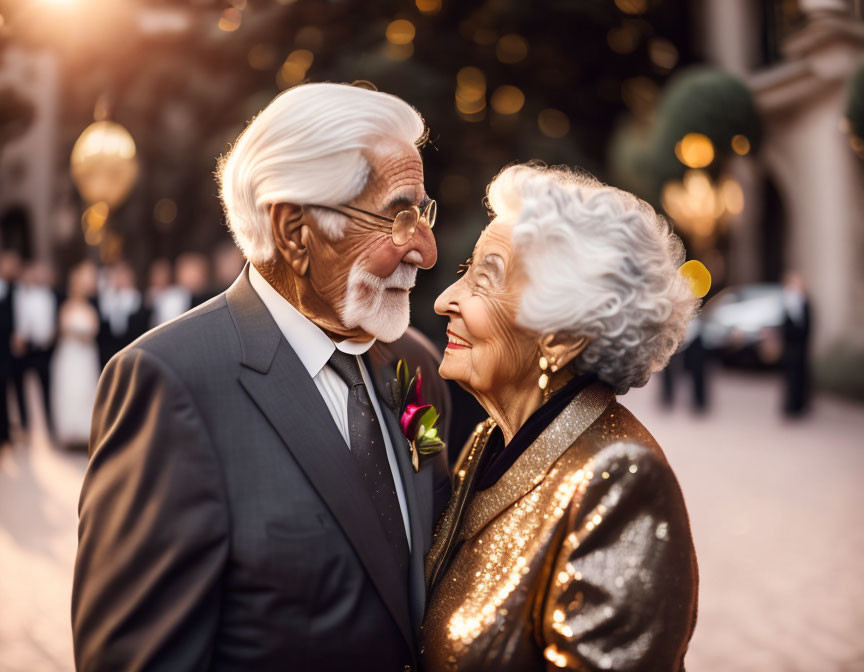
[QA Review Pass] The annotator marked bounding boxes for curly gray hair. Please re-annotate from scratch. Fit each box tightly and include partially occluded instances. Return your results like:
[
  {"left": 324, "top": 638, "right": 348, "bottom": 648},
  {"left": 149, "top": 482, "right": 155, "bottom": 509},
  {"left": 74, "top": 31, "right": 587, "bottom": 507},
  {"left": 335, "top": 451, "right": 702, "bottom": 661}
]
[{"left": 487, "top": 163, "right": 698, "bottom": 394}]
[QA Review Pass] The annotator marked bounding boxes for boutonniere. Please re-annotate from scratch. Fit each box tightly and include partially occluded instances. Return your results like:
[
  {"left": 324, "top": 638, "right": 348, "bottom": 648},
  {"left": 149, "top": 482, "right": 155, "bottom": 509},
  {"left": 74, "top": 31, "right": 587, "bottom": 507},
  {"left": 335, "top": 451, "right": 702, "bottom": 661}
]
[{"left": 393, "top": 359, "right": 445, "bottom": 472}]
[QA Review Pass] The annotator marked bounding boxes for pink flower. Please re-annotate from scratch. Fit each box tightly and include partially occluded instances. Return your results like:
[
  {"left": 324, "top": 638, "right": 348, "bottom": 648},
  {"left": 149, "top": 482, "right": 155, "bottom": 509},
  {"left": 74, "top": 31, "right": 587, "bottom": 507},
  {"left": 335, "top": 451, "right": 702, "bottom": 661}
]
[
  {"left": 399, "top": 370, "right": 427, "bottom": 437},
  {"left": 399, "top": 404, "right": 432, "bottom": 440}
]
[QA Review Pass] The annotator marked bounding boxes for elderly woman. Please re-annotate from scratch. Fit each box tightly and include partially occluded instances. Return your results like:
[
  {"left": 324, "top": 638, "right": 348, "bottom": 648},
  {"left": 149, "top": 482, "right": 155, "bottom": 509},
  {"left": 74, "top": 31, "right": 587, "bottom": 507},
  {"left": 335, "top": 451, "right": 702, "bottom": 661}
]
[{"left": 422, "top": 164, "right": 698, "bottom": 671}]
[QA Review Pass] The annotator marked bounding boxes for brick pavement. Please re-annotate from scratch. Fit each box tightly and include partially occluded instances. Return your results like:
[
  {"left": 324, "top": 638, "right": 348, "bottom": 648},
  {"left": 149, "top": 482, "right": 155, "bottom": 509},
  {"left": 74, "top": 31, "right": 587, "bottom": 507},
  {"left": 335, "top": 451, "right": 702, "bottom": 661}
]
[
  {"left": 1, "top": 371, "right": 863, "bottom": 671},
  {"left": 623, "top": 372, "right": 864, "bottom": 672}
]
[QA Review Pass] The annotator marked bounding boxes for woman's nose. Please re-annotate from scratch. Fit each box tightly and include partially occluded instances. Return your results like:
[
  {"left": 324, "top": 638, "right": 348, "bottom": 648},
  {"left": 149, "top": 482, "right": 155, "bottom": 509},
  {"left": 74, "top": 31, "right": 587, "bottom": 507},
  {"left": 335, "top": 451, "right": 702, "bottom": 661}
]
[{"left": 434, "top": 278, "right": 461, "bottom": 316}]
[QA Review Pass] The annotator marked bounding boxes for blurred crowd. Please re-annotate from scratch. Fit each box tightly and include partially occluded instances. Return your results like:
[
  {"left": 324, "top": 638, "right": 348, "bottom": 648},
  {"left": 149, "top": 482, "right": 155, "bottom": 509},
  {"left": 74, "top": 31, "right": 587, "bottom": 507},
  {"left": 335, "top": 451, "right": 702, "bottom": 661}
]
[
  {"left": 0, "top": 245, "right": 244, "bottom": 452},
  {"left": 659, "top": 271, "right": 813, "bottom": 419}
]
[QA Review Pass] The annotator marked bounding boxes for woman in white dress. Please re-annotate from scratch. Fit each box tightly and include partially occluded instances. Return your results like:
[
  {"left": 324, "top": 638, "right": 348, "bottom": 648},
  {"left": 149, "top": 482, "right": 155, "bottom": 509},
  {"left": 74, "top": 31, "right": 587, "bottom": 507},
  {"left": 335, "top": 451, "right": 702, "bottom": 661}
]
[{"left": 51, "top": 262, "right": 101, "bottom": 450}]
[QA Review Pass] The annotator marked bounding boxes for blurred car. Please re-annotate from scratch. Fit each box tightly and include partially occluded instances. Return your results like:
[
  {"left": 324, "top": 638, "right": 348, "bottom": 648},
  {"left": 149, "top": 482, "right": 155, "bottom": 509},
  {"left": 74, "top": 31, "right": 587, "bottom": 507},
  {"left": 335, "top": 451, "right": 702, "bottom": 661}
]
[{"left": 700, "top": 283, "right": 785, "bottom": 369}]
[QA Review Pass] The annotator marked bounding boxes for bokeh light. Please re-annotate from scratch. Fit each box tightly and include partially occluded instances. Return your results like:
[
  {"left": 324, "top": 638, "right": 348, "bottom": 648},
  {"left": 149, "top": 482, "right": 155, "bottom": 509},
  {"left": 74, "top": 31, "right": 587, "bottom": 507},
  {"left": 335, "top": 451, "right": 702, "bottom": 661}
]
[
  {"left": 720, "top": 176, "right": 745, "bottom": 214},
  {"left": 81, "top": 202, "right": 109, "bottom": 246},
  {"left": 648, "top": 38, "right": 679, "bottom": 72},
  {"left": 415, "top": 0, "right": 442, "bottom": 15},
  {"left": 455, "top": 66, "right": 487, "bottom": 120},
  {"left": 731, "top": 134, "right": 751, "bottom": 155},
  {"left": 218, "top": 8, "right": 242, "bottom": 32},
  {"left": 386, "top": 19, "right": 416, "bottom": 45},
  {"left": 277, "top": 49, "right": 314, "bottom": 88},
  {"left": 490, "top": 85, "right": 524, "bottom": 115},
  {"left": 675, "top": 132, "right": 715, "bottom": 168},
  {"left": 495, "top": 34, "right": 528, "bottom": 64},
  {"left": 538, "top": 109, "right": 570, "bottom": 138}
]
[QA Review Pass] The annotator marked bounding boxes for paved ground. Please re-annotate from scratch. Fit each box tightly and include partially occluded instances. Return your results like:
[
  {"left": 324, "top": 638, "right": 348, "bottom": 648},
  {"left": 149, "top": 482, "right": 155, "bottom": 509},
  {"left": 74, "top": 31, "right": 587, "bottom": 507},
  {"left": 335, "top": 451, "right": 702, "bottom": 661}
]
[
  {"left": 623, "top": 372, "right": 864, "bottom": 672},
  {"left": 1, "top": 370, "right": 863, "bottom": 671}
]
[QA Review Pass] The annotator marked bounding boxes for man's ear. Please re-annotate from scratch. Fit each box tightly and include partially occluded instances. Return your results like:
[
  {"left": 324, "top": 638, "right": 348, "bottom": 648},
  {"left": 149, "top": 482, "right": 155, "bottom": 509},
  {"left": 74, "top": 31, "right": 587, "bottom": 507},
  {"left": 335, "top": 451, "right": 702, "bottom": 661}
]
[
  {"left": 539, "top": 332, "right": 589, "bottom": 372},
  {"left": 270, "top": 203, "right": 309, "bottom": 276}
]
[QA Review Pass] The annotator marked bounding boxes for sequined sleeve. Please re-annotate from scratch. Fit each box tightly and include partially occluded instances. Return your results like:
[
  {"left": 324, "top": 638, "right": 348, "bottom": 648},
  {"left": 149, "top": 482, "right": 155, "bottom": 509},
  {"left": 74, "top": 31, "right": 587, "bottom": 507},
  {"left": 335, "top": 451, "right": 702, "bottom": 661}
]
[{"left": 540, "top": 442, "right": 698, "bottom": 671}]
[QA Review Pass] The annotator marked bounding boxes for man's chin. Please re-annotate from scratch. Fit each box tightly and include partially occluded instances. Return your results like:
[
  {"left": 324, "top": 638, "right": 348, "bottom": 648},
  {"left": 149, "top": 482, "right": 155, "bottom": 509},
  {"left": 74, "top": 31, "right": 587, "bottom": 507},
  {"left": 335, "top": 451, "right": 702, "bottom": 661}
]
[
  {"left": 340, "top": 293, "right": 411, "bottom": 343},
  {"left": 361, "top": 304, "right": 411, "bottom": 343}
]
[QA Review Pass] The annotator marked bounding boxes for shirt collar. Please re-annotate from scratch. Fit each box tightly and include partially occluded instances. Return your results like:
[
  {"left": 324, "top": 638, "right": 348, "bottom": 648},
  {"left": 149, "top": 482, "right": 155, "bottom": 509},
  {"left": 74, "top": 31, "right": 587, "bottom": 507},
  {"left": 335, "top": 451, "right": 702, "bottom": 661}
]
[{"left": 248, "top": 263, "right": 375, "bottom": 378}]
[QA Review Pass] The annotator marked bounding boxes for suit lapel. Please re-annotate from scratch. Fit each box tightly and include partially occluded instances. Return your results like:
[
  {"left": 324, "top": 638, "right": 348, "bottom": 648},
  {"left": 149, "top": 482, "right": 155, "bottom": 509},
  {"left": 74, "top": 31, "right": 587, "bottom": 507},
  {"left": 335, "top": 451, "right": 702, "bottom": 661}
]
[
  {"left": 366, "top": 348, "right": 431, "bottom": 630},
  {"left": 225, "top": 267, "right": 415, "bottom": 653}
]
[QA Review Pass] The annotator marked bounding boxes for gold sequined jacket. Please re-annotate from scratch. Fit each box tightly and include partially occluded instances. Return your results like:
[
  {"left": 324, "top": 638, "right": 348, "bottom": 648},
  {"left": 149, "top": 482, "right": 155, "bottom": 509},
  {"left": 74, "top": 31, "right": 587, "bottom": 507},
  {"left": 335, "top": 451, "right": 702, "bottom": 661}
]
[{"left": 422, "top": 382, "right": 698, "bottom": 671}]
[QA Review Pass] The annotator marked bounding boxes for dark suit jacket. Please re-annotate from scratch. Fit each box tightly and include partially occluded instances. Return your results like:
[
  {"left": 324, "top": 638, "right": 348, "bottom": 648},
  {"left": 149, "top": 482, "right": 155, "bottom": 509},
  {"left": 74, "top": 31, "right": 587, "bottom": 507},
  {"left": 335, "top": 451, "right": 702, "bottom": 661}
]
[
  {"left": 96, "top": 300, "right": 151, "bottom": 369},
  {"left": 0, "top": 282, "right": 14, "bottom": 369},
  {"left": 73, "top": 266, "right": 451, "bottom": 671}
]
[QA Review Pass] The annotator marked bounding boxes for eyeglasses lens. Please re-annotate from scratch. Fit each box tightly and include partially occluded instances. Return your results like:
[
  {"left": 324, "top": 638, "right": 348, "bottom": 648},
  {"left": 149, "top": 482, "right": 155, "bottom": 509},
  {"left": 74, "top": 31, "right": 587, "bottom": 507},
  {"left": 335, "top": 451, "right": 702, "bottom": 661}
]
[
  {"left": 425, "top": 200, "right": 437, "bottom": 229},
  {"left": 393, "top": 208, "right": 418, "bottom": 246}
]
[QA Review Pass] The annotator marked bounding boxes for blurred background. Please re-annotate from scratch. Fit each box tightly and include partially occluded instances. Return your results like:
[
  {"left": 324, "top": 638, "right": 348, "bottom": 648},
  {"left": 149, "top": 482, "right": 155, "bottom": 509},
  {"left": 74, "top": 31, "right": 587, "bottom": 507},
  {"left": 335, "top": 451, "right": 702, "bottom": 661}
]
[{"left": 0, "top": 0, "right": 863, "bottom": 670}]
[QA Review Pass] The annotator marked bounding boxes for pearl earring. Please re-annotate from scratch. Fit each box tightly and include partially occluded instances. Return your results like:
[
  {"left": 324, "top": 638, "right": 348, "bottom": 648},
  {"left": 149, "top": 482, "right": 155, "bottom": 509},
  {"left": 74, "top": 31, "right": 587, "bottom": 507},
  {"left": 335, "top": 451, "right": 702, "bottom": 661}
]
[{"left": 538, "top": 356, "right": 549, "bottom": 392}]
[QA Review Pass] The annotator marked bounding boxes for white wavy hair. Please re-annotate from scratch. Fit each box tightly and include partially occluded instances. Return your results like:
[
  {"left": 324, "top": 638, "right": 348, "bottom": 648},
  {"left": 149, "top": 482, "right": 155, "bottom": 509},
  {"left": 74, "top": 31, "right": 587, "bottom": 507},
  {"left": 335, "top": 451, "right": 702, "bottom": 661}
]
[
  {"left": 217, "top": 83, "right": 426, "bottom": 264},
  {"left": 487, "top": 164, "right": 698, "bottom": 394}
]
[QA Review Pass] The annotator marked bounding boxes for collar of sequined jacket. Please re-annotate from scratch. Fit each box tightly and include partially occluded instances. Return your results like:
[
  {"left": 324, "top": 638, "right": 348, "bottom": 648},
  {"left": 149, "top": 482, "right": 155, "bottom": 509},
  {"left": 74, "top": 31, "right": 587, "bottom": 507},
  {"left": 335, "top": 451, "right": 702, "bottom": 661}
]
[{"left": 425, "top": 381, "right": 614, "bottom": 593}]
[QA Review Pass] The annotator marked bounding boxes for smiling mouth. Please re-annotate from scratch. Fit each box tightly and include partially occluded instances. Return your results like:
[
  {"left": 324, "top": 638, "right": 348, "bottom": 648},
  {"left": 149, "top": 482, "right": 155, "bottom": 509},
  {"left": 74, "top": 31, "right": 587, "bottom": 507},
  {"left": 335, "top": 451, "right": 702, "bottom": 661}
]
[{"left": 446, "top": 329, "right": 471, "bottom": 350}]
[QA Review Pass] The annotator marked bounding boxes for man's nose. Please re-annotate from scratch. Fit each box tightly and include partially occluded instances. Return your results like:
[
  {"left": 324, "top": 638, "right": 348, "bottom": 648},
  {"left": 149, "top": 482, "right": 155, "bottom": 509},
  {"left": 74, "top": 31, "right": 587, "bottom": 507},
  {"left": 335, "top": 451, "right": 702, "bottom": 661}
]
[{"left": 401, "top": 219, "right": 437, "bottom": 269}]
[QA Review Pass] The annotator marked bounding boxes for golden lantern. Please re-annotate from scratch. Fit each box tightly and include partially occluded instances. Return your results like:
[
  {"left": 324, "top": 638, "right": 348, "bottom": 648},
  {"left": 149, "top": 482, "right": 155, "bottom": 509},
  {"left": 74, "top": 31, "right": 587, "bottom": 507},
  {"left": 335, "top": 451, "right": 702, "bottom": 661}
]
[{"left": 70, "top": 121, "right": 139, "bottom": 209}]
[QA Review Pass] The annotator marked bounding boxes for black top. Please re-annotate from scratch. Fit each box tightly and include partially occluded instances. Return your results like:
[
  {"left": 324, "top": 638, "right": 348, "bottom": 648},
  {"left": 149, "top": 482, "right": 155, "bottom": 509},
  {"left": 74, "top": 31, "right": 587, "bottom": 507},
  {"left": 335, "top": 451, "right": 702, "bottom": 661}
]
[{"left": 475, "top": 373, "right": 597, "bottom": 491}]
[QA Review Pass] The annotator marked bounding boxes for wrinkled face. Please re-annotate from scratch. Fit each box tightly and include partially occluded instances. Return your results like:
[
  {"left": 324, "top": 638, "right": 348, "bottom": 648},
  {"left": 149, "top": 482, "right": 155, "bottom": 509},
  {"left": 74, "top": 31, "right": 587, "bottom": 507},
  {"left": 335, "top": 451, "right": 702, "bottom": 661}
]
[
  {"left": 307, "top": 142, "right": 437, "bottom": 342},
  {"left": 434, "top": 218, "right": 538, "bottom": 396}
]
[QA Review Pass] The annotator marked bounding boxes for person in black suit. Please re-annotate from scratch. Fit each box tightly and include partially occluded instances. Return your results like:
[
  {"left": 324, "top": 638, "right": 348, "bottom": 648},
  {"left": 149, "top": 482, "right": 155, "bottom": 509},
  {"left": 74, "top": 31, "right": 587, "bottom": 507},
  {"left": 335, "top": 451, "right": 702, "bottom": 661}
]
[
  {"left": 0, "top": 250, "right": 22, "bottom": 447},
  {"left": 73, "top": 82, "right": 450, "bottom": 672},
  {"left": 96, "top": 260, "right": 150, "bottom": 369},
  {"left": 781, "top": 271, "right": 812, "bottom": 417},
  {"left": 11, "top": 261, "right": 59, "bottom": 435}
]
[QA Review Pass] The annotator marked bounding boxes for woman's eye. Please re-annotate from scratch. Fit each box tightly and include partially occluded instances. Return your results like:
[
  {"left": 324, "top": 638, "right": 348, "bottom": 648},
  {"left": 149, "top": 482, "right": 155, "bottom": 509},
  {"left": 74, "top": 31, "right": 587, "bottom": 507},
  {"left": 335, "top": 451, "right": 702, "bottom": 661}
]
[{"left": 473, "top": 273, "right": 493, "bottom": 292}]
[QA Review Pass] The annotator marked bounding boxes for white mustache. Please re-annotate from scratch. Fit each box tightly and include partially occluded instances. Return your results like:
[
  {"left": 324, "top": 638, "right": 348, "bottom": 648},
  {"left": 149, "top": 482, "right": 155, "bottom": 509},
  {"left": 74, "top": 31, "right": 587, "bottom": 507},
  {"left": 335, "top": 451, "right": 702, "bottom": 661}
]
[{"left": 352, "top": 263, "right": 418, "bottom": 291}]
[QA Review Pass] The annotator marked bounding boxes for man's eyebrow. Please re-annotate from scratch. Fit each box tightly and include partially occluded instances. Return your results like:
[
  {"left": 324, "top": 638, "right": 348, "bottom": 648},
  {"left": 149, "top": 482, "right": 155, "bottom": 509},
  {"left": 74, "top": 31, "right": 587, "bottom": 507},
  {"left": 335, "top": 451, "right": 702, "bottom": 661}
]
[{"left": 382, "top": 188, "right": 424, "bottom": 212}]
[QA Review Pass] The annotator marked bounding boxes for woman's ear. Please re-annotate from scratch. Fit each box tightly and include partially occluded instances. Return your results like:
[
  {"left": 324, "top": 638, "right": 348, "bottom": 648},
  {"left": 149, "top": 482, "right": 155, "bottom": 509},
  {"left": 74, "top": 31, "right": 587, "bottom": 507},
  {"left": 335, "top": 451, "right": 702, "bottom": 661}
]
[
  {"left": 539, "top": 332, "right": 589, "bottom": 372},
  {"left": 270, "top": 203, "right": 309, "bottom": 276}
]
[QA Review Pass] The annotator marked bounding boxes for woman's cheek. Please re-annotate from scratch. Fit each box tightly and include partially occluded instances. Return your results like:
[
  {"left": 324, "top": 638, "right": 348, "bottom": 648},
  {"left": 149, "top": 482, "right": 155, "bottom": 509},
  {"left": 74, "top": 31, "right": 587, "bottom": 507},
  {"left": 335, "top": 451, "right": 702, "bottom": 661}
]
[
  {"left": 461, "top": 295, "right": 496, "bottom": 340},
  {"left": 468, "top": 344, "right": 508, "bottom": 393}
]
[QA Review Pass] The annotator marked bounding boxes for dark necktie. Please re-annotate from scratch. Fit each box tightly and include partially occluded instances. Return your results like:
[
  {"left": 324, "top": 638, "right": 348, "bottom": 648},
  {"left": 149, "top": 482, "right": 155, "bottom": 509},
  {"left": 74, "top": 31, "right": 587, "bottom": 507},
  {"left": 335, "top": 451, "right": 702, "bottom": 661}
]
[{"left": 327, "top": 349, "right": 410, "bottom": 574}]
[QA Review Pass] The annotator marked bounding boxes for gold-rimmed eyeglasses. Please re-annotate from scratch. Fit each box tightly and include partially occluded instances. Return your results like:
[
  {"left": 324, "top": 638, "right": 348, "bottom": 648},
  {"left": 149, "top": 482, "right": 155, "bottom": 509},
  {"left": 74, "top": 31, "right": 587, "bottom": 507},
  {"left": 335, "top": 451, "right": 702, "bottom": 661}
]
[{"left": 309, "top": 198, "right": 437, "bottom": 246}]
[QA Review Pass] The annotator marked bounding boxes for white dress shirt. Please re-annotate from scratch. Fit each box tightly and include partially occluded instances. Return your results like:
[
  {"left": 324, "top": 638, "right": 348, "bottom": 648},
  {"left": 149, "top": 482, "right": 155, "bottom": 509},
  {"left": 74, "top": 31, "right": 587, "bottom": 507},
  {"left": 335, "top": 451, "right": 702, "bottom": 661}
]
[
  {"left": 149, "top": 286, "right": 192, "bottom": 328},
  {"left": 99, "top": 287, "right": 142, "bottom": 337},
  {"left": 14, "top": 283, "right": 57, "bottom": 348},
  {"left": 248, "top": 264, "right": 411, "bottom": 548}
]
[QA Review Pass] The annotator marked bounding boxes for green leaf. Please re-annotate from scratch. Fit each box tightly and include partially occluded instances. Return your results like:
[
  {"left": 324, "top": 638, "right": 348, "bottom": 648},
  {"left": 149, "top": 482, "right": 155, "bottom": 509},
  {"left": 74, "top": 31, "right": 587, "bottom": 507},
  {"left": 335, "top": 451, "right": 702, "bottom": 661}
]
[
  {"left": 396, "top": 359, "right": 410, "bottom": 399},
  {"left": 404, "top": 375, "right": 420, "bottom": 409},
  {"left": 411, "top": 406, "right": 439, "bottom": 440},
  {"left": 417, "top": 437, "right": 445, "bottom": 455}
]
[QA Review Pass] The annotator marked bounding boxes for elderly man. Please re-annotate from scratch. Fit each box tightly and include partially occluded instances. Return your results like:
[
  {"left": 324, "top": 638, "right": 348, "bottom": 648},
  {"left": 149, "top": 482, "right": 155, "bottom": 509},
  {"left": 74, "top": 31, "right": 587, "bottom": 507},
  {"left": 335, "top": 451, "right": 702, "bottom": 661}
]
[{"left": 72, "top": 83, "right": 451, "bottom": 672}]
